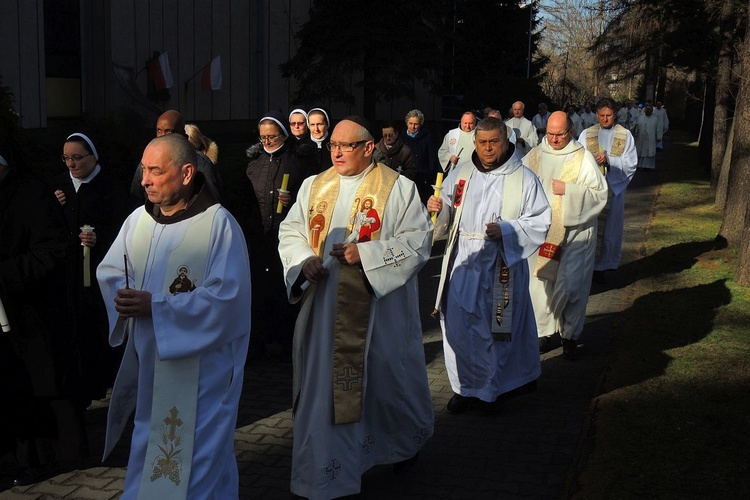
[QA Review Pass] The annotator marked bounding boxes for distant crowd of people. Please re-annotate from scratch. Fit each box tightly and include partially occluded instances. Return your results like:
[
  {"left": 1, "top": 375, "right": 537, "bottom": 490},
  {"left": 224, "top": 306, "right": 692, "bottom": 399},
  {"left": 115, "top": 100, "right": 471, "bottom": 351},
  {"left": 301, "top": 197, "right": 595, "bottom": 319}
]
[{"left": 0, "top": 94, "right": 666, "bottom": 498}]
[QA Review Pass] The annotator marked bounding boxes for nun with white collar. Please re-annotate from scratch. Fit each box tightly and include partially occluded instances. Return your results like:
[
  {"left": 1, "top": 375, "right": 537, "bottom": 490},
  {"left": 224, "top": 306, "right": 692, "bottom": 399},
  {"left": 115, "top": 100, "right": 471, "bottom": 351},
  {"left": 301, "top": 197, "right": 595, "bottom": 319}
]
[
  {"left": 307, "top": 107, "right": 333, "bottom": 170},
  {"left": 54, "top": 132, "right": 128, "bottom": 405}
]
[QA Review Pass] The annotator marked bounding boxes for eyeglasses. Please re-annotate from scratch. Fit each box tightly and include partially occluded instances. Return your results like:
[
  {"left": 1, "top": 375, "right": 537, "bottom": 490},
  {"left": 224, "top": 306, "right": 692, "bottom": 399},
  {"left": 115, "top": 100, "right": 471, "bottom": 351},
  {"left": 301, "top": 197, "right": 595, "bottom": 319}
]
[
  {"left": 289, "top": 121, "right": 306, "bottom": 127},
  {"left": 326, "top": 140, "right": 368, "bottom": 152},
  {"left": 546, "top": 130, "right": 569, "bottom": 139},
  {"left": 61, "top": 154, "right": 92, "bottom": 163},
  {"left": 259, "top": 134, "right": 282, "bottom": 143}
]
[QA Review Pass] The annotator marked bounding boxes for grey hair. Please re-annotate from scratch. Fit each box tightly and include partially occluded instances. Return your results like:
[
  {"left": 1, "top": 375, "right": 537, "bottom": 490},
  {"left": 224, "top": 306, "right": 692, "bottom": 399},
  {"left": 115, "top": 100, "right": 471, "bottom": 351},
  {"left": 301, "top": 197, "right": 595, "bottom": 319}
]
[
  {"left": 404, "top": 109, "right": 424, "bottom": 125},
  {"left": 475, "top": 117, "right": 508, "bottom": 138}
]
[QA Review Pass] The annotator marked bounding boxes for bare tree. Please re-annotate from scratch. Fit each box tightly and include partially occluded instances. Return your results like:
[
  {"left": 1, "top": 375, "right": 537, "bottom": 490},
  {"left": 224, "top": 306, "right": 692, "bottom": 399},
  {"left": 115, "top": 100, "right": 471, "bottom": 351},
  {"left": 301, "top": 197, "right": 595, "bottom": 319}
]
[
  {"left": 711, "top": 0, "right": 740, "bottom": 198},
  {"left": 539, "top": 0, "right": 613, "bottom": 105}
]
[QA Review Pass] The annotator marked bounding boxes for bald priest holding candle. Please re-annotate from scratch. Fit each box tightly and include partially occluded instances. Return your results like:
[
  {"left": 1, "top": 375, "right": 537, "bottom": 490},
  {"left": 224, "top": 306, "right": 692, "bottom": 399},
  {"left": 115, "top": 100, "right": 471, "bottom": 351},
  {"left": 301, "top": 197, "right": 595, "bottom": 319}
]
[
  {"left": 278, "top": 116, "right": 434, "bottom": 500},
  {"left": 96, "top": 134, "right": 251, "bottom": 499}
]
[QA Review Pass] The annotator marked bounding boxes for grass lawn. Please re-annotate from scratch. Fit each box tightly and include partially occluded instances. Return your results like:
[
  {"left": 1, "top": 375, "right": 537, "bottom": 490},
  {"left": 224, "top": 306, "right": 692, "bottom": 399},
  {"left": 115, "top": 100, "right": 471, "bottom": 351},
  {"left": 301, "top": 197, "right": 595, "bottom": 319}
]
[{"left": 575, "top": 132, "right": 750, "bottom": 499}]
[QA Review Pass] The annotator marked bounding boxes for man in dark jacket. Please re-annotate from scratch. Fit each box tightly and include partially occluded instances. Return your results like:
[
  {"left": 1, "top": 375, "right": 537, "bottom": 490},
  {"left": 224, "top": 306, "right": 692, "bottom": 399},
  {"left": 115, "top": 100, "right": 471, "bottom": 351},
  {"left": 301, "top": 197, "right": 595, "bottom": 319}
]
[{"left": 374, "top": 121, "right": 416, "bottom": 180}]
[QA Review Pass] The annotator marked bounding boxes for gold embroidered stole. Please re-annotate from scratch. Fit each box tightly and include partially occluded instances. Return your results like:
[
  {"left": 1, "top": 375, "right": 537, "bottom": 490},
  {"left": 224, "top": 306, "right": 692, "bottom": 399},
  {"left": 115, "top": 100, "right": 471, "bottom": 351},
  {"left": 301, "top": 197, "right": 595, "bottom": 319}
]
[
  {"left": 308, "top": 163, "right": 399, "bottom": 424},
  {"left": 527, "top": 148, "right": 584, "bottom": 281},
  {"left": 585, "top": 124, "right": 627, "bottom": 157}
]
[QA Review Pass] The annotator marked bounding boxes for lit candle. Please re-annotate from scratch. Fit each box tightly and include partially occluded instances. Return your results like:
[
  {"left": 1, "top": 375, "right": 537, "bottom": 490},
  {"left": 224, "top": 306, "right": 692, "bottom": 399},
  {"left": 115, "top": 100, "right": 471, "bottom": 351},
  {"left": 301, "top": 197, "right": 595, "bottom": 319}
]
[
  {"left": 276, "top": 173, "right": 290, "bottom": 213},
  {"left": 81, "top": 225, "right": 94, "bottom": 287},
  {"left": 431, "top": 172, "right": 444, "bottom": 225}
]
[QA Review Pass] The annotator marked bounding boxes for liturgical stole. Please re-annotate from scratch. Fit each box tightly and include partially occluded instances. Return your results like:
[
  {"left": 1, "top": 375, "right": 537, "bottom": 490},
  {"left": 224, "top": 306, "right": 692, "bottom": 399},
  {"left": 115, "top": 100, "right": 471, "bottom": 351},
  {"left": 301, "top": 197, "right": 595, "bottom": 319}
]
[
  {"left": 307, "top": 163, "right": 399, "bottom": 424},
  {"left": 585, "top": 124, "right": 627, "bottom": 159},
  {"left": 526, "top": 147, "right": 585, "bottom": 281},
  {"left": 103, "top": 204, "right": 218, "bottom": 499}
]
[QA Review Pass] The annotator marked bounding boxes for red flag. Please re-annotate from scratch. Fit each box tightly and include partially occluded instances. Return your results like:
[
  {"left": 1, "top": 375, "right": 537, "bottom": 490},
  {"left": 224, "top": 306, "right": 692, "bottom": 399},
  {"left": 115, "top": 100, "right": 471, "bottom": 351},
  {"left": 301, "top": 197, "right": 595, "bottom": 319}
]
[
  {"left": 201, "top": 56, "right": 222, "bottom": 92},
  {"left": 147, "top": 51, "right": 174, "bottom": 91}
]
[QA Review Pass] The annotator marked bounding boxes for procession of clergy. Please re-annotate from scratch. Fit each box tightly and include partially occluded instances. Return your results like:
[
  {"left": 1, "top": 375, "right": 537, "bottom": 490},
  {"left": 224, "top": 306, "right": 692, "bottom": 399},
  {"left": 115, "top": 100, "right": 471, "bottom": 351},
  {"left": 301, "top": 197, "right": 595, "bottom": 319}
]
[{"left": 5, "top": 95, "right": 664, "bottom": 499}]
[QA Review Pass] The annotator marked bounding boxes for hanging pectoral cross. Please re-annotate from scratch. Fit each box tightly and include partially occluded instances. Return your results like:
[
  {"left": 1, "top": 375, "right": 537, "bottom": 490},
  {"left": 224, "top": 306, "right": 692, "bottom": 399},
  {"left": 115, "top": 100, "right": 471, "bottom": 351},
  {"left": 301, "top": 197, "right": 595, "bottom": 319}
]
[{"left": 164, "top": 406, "right": 183, "bottom": 441}]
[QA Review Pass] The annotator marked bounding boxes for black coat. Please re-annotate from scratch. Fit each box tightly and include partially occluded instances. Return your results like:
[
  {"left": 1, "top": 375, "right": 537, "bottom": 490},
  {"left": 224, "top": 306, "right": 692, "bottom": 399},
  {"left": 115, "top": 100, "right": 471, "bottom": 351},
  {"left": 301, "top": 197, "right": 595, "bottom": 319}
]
[
  {"left": 0, "top": 168, "right": 72, "bottom": 399},
  {"left": 53, "top": 168, "right": 129, "bottom": 400},
  {"left": 245, "top": 138, "right": 318, "bottom": 235}
]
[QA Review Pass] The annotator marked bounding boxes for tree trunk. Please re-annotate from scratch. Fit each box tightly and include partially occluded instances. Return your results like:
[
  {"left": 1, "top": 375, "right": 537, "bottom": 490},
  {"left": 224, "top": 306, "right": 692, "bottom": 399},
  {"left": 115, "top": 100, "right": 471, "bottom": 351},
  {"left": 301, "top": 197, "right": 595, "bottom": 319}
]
[
  {"left": 716, "top": 117, "right": 734, "bottom": 210},
  {"left": 711, "top": 0, "right": 737, "bottom": 195},
  {"left": 720, "top": 1, "right": 750, "bottom": 246},
  {"left": 737, "top": 201, "right": 750, "bottom": 285},
  {"left": 698, "top": 77, "right": 715, "bottom": 172}
]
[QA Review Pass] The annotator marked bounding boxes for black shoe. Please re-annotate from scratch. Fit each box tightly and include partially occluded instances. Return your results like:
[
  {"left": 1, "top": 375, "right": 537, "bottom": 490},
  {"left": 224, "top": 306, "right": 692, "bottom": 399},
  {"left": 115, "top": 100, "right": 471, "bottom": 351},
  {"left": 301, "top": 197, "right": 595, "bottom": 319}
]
[
  {"left": 13, "top": 463, "right": 60, "bottom": 487},
  {"left": 393, "top": 452, "right": 419, "bottom": 475},
  {"left": 539, "top": 335, "right": 554, "bottom": 353},
  {"left": 562, "top": 339, "right": 577, "bottom": 360},
  {"left": 447, "top": 393, "right": 472, "bottom": 413}
]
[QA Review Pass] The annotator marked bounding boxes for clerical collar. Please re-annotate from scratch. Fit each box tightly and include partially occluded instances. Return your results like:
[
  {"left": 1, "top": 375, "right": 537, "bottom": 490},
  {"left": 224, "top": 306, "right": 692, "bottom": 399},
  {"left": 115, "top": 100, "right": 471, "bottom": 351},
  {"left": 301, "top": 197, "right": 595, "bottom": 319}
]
[
  {"left": 311, "top": 132, "right": 329, "bottom": 148},
  {"left": 70, "top": 163, "right": 101, "bottom": 192},
  {"left": 146, "top": 172, "right": 218, "bottom": 224}
]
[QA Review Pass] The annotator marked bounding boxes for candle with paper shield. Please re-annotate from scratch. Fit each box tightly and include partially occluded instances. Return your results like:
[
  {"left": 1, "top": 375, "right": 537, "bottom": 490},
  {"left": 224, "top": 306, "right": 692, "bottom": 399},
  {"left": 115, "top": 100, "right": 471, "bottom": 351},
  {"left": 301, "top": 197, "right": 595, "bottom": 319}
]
[{"left": 277, "top": 173, "right": 290, "bottom": 213}]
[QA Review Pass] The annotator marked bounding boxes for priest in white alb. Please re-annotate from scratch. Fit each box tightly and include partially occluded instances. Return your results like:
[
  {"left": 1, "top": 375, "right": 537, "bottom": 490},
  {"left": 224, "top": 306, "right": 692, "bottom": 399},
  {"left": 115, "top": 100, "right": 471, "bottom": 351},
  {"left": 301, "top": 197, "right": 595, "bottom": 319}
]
[
  {"left": 579, "top": 98, "right": 638, "bottom": 280},
  {"left": 97, "top": 134, "right": 251, "bottom": 499},
  {"left": 278, "top": 117, "right": 434, "bottom": 500},
  {"left": 523, "top": 111, "right": 608, "bottom": 359},
  {"left": 505, "top": 101, "right": 539, "bottom": 158},
  {"left": 634, "top": 105, "right": 663, "bottom": 170},
  {"left": 428, "top": 117, "right": 550, "bottom": 414},
  {"left": 437, "top": 111, "right": 477, "bottom": 172}
]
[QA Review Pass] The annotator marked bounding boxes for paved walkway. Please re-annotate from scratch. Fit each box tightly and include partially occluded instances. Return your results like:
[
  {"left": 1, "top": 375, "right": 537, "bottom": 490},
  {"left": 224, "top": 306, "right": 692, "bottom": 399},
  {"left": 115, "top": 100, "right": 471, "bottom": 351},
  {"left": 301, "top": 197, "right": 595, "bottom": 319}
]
[{"left": 1, "top": 166, "right": 662, "bottom": 499}]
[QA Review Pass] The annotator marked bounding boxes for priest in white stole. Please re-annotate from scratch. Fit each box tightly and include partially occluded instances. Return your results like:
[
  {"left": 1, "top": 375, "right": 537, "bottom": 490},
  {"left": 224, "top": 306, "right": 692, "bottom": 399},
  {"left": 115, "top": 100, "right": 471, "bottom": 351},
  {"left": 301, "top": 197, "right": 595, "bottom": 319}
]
[
  {"left": 523, "top": 112, "right": 608, "bottom": 359},
  {"left": 428, "top": 117, "right": 550, "bottom": 414},
  {"left": 97, "top": 134, "right": 251, "bottom": 499},
  {"left": 579, "top": 98, "right": 638, "bottom": 276},
  {"left": 279, "top": 117, "right": 434, "bottom": 500}
]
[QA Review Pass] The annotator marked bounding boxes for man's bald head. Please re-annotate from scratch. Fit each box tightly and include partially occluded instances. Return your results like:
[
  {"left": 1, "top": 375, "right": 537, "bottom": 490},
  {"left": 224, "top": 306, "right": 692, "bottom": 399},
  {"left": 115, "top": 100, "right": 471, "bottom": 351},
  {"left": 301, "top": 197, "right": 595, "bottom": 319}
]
[
  {"left": 546, "top": 111, "right": 573, "bottom": 150},
  {"left": 156, "top": 110, "right": 185, "bottom": 137}
]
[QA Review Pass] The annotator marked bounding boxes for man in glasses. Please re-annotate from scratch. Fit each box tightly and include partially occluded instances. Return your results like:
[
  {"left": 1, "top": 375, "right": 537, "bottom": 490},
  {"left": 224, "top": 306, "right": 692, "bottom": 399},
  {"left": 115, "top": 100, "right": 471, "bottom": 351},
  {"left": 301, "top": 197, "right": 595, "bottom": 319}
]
[
  {"left": 579, "top": 97, "right": 638, "bottom": 284},
  {"left": 129, "top": 109, "right": 222, "bottom": 206},
  {"left": 428, "top": 117, "right": 551, "bottom": 415},
  {"left": 523, "top": 111, "right": 608, "bottom": 359},
  {"left": 279, "top": 117, "right": 434, "bottom": 499}
]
